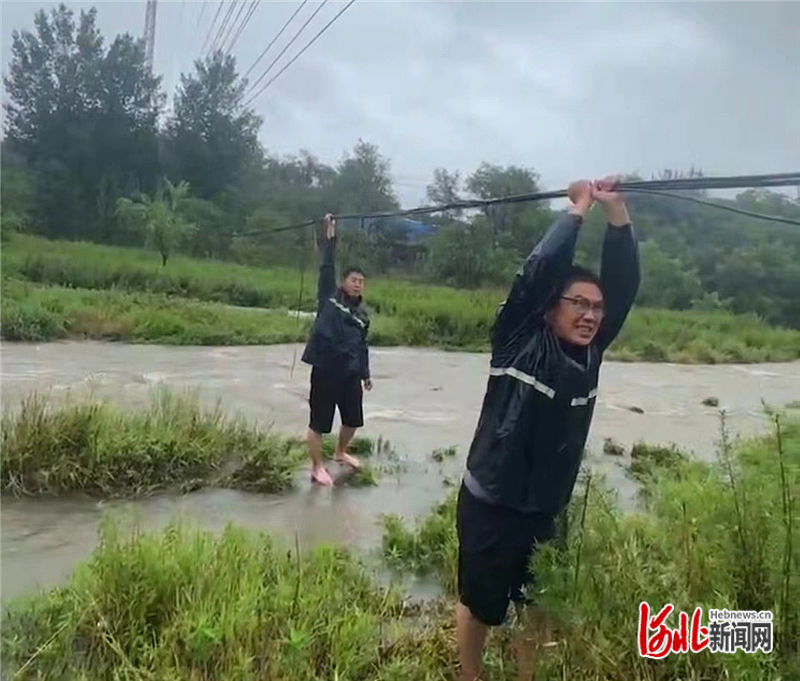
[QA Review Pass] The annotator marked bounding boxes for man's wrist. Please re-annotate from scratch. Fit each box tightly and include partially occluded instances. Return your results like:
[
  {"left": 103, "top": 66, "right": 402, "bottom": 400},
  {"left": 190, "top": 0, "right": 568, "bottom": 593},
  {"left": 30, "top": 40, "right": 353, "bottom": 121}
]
[
  {"left": 568, "top": 202, "right": 592, "bottom": 218},
  {"left": 605, "top": 202, "right": 630, "bottom": 227}
]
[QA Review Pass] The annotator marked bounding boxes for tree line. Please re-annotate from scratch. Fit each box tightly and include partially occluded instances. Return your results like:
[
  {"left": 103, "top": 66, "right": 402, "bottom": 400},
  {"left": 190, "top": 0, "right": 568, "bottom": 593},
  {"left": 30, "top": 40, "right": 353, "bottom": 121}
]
[{"left": 3, "top": 4, "right": 799, "bottom": 328}]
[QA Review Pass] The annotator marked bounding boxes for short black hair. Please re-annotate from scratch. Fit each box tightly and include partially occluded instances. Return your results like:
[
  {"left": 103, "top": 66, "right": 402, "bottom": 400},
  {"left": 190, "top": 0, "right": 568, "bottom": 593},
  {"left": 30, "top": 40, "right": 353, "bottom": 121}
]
[
  {"left": 341, "top": 266, "right": 366, "bottom": 280},
  {"left": 546, "top": 265, "right": 603, "bottom": 310},
  {"left": 559, "top": 265, "right": 602, "bottom": 296}
]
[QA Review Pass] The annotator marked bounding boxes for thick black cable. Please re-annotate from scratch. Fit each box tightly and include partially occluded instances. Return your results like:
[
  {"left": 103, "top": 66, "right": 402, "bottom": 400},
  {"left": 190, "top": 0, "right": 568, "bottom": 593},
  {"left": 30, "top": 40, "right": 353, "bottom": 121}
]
[
  {"left": 228, "top": 172, "right": 800, "bottom": 238},
  {"left": 242, "top": 0, "right": 308, "bottom": 80},
  {"left": 244, "top": 0, "right": 356, "bottom": 106},
  {"left": 243, "top": 0, "right": 329, "bottom": 98},
  {"left": 622, "top": 187, "right": 800, "bottom": 227},
  {"left": 201, "top": 1, "right": 225, "bottom": 52}
]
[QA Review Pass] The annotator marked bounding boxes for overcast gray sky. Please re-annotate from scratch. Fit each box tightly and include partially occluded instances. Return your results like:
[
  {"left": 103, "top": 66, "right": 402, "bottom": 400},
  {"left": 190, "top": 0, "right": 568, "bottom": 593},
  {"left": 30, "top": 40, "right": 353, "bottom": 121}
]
[{"left": 2, "top": 1, "right": 799, "bottom": 206}]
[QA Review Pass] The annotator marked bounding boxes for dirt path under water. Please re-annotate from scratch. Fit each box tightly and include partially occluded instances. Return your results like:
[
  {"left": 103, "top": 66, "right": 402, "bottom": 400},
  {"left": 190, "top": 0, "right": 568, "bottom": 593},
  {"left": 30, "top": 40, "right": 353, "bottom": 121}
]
[{"left": 2, "top": 341, "right": 798, "bottom": 601}]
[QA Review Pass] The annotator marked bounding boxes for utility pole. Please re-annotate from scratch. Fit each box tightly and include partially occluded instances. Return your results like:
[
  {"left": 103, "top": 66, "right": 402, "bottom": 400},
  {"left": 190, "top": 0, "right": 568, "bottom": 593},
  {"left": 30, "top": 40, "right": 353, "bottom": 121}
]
[{"left": 144, "top": 0, "right": 157, "bottom": 71}]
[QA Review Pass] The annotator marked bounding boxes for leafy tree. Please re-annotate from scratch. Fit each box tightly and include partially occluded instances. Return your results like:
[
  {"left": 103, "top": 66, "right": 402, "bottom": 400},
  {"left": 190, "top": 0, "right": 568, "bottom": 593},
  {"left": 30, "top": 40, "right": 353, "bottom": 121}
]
[
  {"left": 116, "top": 180, "right": 196, "bottom": 266},
  {"left": 0, "top": 146, "right": 34, "bottom": 235},
  {"left": 426, "top": 168, "right": 463, "bottom": 220},
  {"left": 465, "top": 163, "right": 550, "bottom": 252},
  {"left": 165, "top": 51, "right": 262, "bottom": 203},
  {"left": 3, "top": 4, "right": 162, "bottom": 239},
  {"left": 636, "top": 241, "right": 703, "bottom": 309},
  {"left": 178, "top": 197, "right": 229, "bottom": 258},
  {"left": 331, "top": 140, "right": 399, "bottom": 214},
  {"left": 428, "top": 217, "right": 494, "bottom": 288},
  {"left": 261, "top": 151, "right": 337, "bottom": 223}
]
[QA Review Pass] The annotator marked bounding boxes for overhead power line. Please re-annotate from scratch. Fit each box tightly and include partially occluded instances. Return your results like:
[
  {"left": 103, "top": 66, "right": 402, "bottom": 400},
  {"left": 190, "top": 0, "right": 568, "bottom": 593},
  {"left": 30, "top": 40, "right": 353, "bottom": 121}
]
[
  {"left": 242, "top": 0, "right": 309, "bottom": 80},
  {"left": 226, "top": 0, "right": 260, "bottom": 54},
  {"left": 219, "top": 0, "right": 249, "bottom": 52},
  {"left": 201, "top": 1, "right": 225, "bottom": 52},
  {"left": 229, "top": 172, "right": 800, "bottom": 237},
  {"left": 244, "top": 0, "right": 356, "bottom": 106},
  {"left": 209, "top": 0, "right": 238, "bottom": 54},
  {"left": 243, "top": 0, "right": 329, "bottom": 97}
]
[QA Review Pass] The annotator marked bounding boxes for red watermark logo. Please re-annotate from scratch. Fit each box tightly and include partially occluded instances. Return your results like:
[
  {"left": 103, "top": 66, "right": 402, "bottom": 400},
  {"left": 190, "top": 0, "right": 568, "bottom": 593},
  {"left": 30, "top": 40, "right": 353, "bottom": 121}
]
[
  {"left": 638, "top": 602, "right": 708, "bottom": 658},
  {"left": 638, "top": 602, "right": 773, "bottom": 657}
]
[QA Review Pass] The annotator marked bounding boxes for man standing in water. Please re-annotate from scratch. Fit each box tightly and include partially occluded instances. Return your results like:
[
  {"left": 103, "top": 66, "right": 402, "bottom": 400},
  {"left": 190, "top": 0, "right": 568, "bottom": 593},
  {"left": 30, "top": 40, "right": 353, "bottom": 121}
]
[
  {"left": 302, "top": 214, "right": 372, "bottom": 486},
  {"left": 456, "top": 177, "right": 640, "bottom": 680}
]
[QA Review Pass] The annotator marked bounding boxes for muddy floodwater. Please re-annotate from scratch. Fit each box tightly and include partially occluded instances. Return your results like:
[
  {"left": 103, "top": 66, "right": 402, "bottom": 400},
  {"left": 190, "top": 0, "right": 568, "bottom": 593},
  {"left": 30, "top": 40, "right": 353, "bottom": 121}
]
[{"left": 2, "top": 341, "right": 798, "bottom": 601}]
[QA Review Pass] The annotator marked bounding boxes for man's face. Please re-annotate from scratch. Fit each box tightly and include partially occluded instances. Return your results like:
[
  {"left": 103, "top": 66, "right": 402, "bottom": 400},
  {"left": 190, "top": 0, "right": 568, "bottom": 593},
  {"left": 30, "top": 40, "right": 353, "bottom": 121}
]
[
  {"left": 548, "top": 281, "right": 604, "bottom": 346},
  {"left": 342, "top": 271, "right": 365, "bottom": 298}
]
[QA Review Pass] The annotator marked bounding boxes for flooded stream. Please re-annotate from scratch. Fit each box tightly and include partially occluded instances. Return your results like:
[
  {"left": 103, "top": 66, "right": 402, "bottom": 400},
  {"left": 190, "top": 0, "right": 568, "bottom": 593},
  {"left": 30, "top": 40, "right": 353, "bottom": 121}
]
[{"left": 2, "top": 341, "right": 798, "bottom": 601}]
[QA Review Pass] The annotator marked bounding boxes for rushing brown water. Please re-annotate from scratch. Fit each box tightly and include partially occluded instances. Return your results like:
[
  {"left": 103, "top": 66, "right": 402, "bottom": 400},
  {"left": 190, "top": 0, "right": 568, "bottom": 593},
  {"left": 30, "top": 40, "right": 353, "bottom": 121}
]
[{"left": 2, "top": 341, "right": 798, "bottom": 601}]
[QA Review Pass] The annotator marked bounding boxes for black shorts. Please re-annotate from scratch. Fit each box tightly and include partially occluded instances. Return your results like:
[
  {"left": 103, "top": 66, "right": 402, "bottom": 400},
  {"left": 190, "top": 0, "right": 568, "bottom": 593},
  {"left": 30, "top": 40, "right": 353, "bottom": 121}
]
[
  {"left": 456, "top": 482, "right": 555, "bottom": 626},
  {"left": 308, "top": 366, "right": 364, "bottom": 434}
]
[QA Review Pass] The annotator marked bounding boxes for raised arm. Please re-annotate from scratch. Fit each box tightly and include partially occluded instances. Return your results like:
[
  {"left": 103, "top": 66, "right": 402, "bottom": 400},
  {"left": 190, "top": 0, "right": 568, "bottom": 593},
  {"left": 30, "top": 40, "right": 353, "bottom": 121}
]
[
  {"left": 492, "top": 181, "right": 593, "bottom": 351},
  {"left": 592, "top": 180, "right": 641, "bottom": 352},
  {"left": 316, "top": 214, "right": 337, "bottom": 311}
]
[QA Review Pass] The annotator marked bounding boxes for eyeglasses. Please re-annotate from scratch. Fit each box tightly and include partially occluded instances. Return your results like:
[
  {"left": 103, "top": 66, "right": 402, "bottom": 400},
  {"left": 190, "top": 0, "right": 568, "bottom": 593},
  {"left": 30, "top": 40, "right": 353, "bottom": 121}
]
[{"left": 560, "top": 296, "right": 605, "bottom": 317}]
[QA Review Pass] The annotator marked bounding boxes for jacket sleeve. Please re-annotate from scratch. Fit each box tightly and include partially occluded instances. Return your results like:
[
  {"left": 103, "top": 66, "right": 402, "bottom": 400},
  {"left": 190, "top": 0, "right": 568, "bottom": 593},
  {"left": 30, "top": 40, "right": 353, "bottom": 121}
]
[
  {"left": 360, "top": 340, "right": 370, "bottom": 381},
  {"left": 595, "top": 223, "right": 640, "bottom": 353},
  {"left": 492, "top": 212, "right": 581, "bottom": 351},
  {"left": 316, "top": 236, "right": 337, "bottom": 312}
]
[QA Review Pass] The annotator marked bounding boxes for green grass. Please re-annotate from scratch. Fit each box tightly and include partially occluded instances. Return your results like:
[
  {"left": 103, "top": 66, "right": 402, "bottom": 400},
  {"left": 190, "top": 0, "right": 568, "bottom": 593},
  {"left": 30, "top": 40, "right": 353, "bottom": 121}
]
[
  {"left": 3, "top": 233, "right": 318, "bottom": 310},
  {"left": 1, "top": 278, "right": 313, "bottom": 345},
  {"left": 382, "top": 495, "right": 460, "bottom": 595},
  {"left": 4, "top": 232, "right": 800, "bottom": 361},
  {"left": 0, "top": 522, "right": 457, "bottom": 681},
  {"left": 1, "top": 392, "right": 306, "bottom": 496},
  {"left": 611, "top": 307, "right": 800, "bottom": 363}
]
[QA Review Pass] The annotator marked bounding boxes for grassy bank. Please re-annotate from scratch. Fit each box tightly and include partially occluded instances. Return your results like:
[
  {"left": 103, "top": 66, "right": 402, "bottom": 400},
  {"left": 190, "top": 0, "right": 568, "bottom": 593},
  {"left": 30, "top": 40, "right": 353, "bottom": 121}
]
[
  {"left": 1, "top": 278, "right": 313, "bottom": 345},
  {"left": 4, "top": 233, "right": 800, "bottom": 361},
  {"left": 381, "top": 416, "right": 800, "bottom": 679}
]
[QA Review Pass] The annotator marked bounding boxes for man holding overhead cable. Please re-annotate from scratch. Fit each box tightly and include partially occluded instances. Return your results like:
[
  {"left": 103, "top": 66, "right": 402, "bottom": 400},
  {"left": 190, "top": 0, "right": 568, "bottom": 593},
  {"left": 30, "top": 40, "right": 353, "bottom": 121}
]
[
  {"left": 302, "top": 213, "right": 372, "bottom": 486},
  {"left": 456, "top": 177, "right": 640, "bottom": 680}
]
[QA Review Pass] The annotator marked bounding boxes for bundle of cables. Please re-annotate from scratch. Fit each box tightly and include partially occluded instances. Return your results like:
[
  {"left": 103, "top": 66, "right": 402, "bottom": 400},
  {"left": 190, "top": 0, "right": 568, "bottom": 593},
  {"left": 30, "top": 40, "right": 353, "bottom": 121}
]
[{"left": 232, "top": 171, "right": 800, "bottom": 237}]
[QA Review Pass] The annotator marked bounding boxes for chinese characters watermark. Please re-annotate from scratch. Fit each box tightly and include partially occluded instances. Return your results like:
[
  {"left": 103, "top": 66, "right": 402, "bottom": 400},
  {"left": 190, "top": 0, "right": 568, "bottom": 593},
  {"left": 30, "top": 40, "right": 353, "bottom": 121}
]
[{"left": 638, "top": 602, "right": 773, "bottom": 658}]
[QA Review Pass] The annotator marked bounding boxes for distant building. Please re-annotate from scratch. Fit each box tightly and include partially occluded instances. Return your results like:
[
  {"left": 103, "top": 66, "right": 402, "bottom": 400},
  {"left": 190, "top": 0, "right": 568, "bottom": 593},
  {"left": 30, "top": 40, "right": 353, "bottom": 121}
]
[{"left": 338, "top": 216, "right": 437, "bottom": 243}]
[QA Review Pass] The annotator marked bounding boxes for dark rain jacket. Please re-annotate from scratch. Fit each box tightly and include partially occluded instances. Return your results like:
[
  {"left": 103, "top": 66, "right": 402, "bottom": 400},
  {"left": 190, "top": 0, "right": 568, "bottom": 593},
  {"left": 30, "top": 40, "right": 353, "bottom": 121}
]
[
  {"left": 301, "top": 236, "right": 371, "bottom": 380},
  {"left": 464, "top": 212, "right": 640, "bottom": 515}
]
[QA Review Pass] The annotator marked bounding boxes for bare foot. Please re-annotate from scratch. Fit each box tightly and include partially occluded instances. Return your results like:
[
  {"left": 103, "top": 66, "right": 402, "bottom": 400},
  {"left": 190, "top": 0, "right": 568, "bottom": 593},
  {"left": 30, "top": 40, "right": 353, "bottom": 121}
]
[
  {"left": 311, "top": 465, "right": 334, "bottom": 486},
  {"left": 334, "top": 452, "right": 362, "bottom": 470}
]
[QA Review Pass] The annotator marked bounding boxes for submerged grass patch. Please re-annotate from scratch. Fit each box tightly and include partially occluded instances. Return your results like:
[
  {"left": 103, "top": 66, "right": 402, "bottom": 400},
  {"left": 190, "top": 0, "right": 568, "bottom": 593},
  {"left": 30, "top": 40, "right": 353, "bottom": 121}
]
[
  {"left": 4, "top": 233, "right": 800, "bottom": 361},
  {"left": 382, "top": 494, "right": 459, "bottom": 596},
  {"left": 1, "top": 392, "right": 306, "bottom": 496},
  {"left": 431, "top": 446, "right": 458, "bottom": 463}
]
